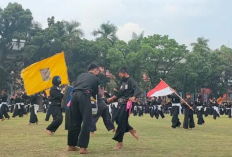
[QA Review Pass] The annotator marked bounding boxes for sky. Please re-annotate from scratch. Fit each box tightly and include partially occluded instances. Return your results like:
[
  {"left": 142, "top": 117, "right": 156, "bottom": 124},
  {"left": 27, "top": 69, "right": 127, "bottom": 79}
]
[{"left": 0, "top": 0, "right": 232, "bottom": 49}]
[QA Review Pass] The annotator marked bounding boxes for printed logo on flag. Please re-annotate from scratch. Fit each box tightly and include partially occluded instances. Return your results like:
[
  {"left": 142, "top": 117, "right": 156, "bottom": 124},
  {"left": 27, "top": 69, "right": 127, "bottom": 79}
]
[{"left": 40, "top": 68, "right": 51, "bottom": 81}]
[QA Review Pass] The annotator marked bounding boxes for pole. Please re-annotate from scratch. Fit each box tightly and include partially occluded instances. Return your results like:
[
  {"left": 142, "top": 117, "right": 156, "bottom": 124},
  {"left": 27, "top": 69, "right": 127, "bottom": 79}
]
[{"left": 160, "top": 78, "right": 193, "bottom": 110}]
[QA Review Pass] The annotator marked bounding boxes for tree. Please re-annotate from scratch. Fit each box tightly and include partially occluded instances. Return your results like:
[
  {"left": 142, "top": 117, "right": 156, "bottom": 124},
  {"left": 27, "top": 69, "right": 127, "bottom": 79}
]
[
  {"left": 139, "top": 34, "right": 189, "bottom": 87},
  {"left": 63, "top": 20, "right": 84, "bottom": 38},
  {"left": 0, "top": 2, "right": 33, "bottom": 63},
  {"left": 92, "top": 21, "right": 118, "bottom": 44}
]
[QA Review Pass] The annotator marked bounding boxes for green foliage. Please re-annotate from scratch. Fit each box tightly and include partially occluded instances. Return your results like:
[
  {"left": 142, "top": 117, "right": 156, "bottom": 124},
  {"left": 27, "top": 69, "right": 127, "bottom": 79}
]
[{"left": 1, "top": 2, "right": 232, "bottom": 96}]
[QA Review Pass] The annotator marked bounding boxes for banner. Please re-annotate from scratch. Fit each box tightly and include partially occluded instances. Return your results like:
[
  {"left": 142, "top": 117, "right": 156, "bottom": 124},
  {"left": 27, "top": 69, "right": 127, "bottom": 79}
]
[{"left": 21, "top": 52, "right": 69, "bottom": 95}]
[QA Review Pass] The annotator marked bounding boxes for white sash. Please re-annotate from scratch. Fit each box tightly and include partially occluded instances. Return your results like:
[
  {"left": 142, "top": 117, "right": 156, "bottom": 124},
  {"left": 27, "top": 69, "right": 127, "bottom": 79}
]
[
  {"left": 197, "top": 106, "right": 203, "bottom": 111},
  {"left": 213, "top": 106, "right": 219, "bottom": 114},
  {"left": 30, "top": 104, "right": 39, "bottom": 115},
  {"left": 153, "top": 105, "right": 157, "bottom": 110},
  {"left": 172, "top": 103, "right": 181, "bottom": 114},
  {"left": 134, "top": 106, "right": 137, "bottom": 111},
  {"left": 16, "top": 103, "right": 21, "bottom": 109},
  {"left": 157, "top": 105, "right": 162, "bottom": 111}
]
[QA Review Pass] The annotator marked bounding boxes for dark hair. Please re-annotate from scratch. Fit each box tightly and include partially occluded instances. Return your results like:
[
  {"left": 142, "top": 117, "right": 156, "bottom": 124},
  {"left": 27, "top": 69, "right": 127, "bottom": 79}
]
[
  {"left": 118, "top": 67, "right": 128, "bottom": 74},
  {"left": 186, "top": 92, "right": 191, "bottom": 95},
  {"left": 172, "top": 87, "right": 177, "bottom": 90},
  {"left": 87, "top": 63, "right": 99, "bottom": 71}
]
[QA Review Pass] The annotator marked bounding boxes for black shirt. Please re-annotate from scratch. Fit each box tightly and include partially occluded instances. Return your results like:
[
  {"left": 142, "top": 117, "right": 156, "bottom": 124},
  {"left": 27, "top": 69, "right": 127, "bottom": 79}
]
[
  {"left": 0, "top": 94, "right": 7, "bottom": 102},
  {"left": 168, "top": 94, "right": 181, "bottom": 103},
  {"left": 73, "top": 72, "right": 100, "bottom": 98},
  {"left": 50, "top": 85, "right": 63, "bottom": 106},
  {"left": 183, "top": 98, "right": 194, "bottom": 115},
  {"left": 31, "top": 94, "right": 39, "bottom": 105},
  {"left": 116, "top": 77, "right": 141, "bottom": 100}
]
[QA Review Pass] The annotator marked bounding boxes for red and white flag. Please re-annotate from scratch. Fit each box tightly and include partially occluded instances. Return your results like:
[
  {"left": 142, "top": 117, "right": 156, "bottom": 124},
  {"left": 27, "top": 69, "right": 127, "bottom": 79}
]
[{"left": 147, "top": 80, "right": 173, "bottom": 97}]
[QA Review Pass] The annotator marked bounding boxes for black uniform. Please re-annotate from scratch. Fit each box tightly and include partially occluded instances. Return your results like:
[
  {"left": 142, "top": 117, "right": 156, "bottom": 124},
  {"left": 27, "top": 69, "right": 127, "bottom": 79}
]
[
  {"left": 90, "top": 94, "right": 115, "bottom": 132},
  {"left": 156, "top": 97, "right": 165, "bottom": 119},
  {"left": 183, "top": 98, "right": 195, "bottom": 129},
  {"left": 197, "top": 96, "right": 205, "bottom": 125},
  {"left": 168, "top": 94, "right": 181, "bottom": 128},
  {"left": 46, "top": 76, "right": 64, "bottom": 133},
  {"left": 12, "top": 95, "right": 23, "bottom": 118},
  {"left": 68, "top": 72, "right": 100, "bottom": 148},
  {"left": 29, "top": 94, "right": 39, "bottom": 123},
  {"left": 211, "top": 101, "right": 219, "bottom": 120},
  {"left": 0, "top": 93, "right": 10, "bottom": 119},
  {"left": 112, "top": 77, "right": 141, "bottom": 143}
]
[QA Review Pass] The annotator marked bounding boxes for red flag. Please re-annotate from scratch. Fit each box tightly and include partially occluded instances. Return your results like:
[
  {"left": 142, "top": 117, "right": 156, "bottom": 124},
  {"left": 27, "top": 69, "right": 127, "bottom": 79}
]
[{"left": 147, "top": 80, "right": 173, "bottom": 97}]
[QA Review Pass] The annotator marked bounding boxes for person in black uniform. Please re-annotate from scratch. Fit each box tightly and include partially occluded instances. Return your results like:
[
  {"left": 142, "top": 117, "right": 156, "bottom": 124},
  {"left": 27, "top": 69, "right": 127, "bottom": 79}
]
[
  {"left": 168, "top": 87, "right": 181, "bottom": 128},
  {"left": 183, "top": 93, "right": 195, "bottom": 130},
  {"left": 67, "top": 63, "right": 100, "bottom": 154},
  {"left": 29, "top": 94, "right": 39, "bottom": 125},
  {"left": 12, "top": 93, "right": 22, "bottom": 118},
  {"left": 107, "top": 67, "right": 141, "bottom": 150},
  {"left": 156, "top": 97, "right": 165, "bottom": 119},
  {"left": 0, "top": 89, "right": 10, "bottom": 120},
  {"left": 196, "top": 95, "right": 205, "bottom": 125},
  {"left": 90, "top": 87, "right": 115, "bottom": 136},
  {"left": 45, "top": 76, "right": 64, "bottom": 136}
]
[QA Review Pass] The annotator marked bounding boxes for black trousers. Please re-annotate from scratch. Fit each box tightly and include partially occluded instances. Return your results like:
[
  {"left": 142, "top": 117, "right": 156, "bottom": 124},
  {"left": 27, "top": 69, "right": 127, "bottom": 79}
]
[
  {"left": 45, "top": 105, "right": 52, "bottom": 121},
  {"left": 12, "top": 105, "right": 19, "bottom": 117},
  {"left": 91, "top": 106, "right": 115, "bottom": 132},
  {"left": 213, "top": 110, "right": 219, "bottom": 120},
  {"left": 133, "top": 108, "right": 137, "bottom": 116},
  {"left": 10, "top": 105, "right": 14, "bottom": 113},
  {"left": 197, "top": 111, "right": 205, "bottom": 125},
  {"left": 112, "top": 104, "right": 133, "bottom": 142},
  {"left": 65, "top": 108, "right": 70, "bottom": 130},
  {"left": 0, "top": 111, "right": 3, "bottom": 119},
  {"left": 150, "top": 107, "right": 155, "bottom": 118},
  {"left": 183, "top": 114, "right": 195, "bottom": 129},
  {"left": 204, "top": 108, "right": 209, "bottom": 117},
  {"left": 1, "top": 104, "right": 10, "bottom": 119},
  {"left": 29, "top": 106, "right": 38, "bottom": 123},
  {"left": 171, "top": 106, "right": 181, "bottom": 128},
  {"left": 68, "top": 91, "right": 92, "bottom": 148},
  {"left": 228, "top": 109, "right": 232, "bottom": 118},
  {"left": 138, "top": 107, "right": 143, "bottom": 117},
  {"left": 46, "top": 106, "right": 63, "bottom": 132},
  {"left": 112, "top": 107, "right": 120, "bottom": 123},
  {"left": 155, "top": 110, "right": 165, "bottom": 119}
]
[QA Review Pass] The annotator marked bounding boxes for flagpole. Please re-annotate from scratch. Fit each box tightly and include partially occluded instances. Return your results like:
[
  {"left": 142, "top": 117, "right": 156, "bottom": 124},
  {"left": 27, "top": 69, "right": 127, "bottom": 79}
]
[{"left": 160, "top": 79, "right": 193, "bottom": 111}]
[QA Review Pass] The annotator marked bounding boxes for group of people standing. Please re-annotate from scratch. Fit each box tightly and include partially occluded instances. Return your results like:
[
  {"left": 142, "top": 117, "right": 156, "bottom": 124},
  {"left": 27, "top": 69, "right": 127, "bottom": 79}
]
[{"left": 2, "top": 62, "right": 232, "bottom": 155}]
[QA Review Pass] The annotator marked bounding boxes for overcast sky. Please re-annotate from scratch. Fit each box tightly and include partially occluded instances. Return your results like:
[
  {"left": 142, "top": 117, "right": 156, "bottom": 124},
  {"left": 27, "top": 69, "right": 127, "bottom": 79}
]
[{"left": 1, "top": 0, "right": 231, "bottom": 49}]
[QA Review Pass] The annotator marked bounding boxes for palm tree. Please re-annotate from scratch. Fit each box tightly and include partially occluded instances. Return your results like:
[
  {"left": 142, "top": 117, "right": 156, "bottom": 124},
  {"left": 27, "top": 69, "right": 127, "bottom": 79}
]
[
  {"left": 190, "top": 37, "right": 210, "bottom": 53},
  {"left": 92, "top": 21, "right": 118, "bottom": 44},
  {"left": 63, "top": 20, "right": 84, "bottom": 38}
]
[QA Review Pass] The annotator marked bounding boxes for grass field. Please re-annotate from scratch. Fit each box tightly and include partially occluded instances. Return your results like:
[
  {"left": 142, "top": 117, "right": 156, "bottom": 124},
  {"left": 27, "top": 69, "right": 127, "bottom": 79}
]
[{"left": 1, "top": 113, "right": 232, "bottom": 157}]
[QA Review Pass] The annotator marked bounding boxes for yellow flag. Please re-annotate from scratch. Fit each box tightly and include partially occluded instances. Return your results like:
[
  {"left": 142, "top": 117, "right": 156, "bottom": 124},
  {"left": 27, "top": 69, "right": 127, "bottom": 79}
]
[{"left": 21, "top": 52, "right": 69, "bottom": 95}]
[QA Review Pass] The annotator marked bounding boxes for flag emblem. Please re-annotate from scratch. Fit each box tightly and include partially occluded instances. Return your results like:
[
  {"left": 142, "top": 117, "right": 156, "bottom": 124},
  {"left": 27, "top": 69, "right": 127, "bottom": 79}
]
[{"left": 40, "top": 68, "right": 51, "bottom": 81}]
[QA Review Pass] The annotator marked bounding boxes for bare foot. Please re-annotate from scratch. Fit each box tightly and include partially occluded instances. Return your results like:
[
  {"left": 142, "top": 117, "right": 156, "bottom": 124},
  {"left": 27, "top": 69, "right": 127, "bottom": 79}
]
[
  {"left": 45, "top": 129, "right": 53, "bottom": 136},
  {"left": 68, "top": 146, "right": 79, "bottom": 151},
  {"left": 113, "top": 142, "right": 123, "bottom": 150},
  {"left": 112, "top": 129, "right": 116, "bottom": 133},
  {"left": 130, "top": 129, "right": 139, "bottom": 140},
  {"left": 79, "top": 148, "right": 90, "bottom": 154},
  {"left": 2, "top": 118, "right": 5, "bottom": 121},
  {"left": 36, "top": 121, "right": 39, "bottom": 125},
  {"left": 90, "top": 132, "right": 95, "bottom": 136}
]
